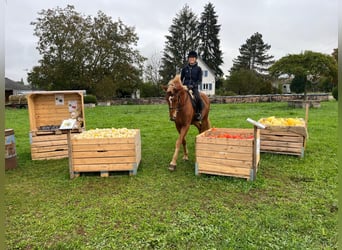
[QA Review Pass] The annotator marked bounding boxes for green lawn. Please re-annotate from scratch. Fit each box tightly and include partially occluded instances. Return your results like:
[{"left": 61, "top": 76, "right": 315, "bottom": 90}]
[{"left": 5, "top": 101, "right": 337, "bottom": 249}]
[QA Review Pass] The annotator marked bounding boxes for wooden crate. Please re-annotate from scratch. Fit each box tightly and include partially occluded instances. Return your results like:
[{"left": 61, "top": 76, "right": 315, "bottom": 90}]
[
  {"left": 260, "top": 125, "right": 308, "bottom": 157},
  {"left": 30, "top": 133, "right": 70, "bottom": 160},
  {"left": 27, "top": 91, "right": 85, "bottom": 160},
  {"left": 195, "top": 128, "right": 260, "bottom": 181},
  {"left": 70, "top": 129, "right": 141, "bottom": 178}
]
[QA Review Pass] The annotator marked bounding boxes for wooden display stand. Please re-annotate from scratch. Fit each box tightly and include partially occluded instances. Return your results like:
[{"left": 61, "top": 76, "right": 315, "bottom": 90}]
[{"left": 27, "top": 91, "right": 85, "bottom": 160}]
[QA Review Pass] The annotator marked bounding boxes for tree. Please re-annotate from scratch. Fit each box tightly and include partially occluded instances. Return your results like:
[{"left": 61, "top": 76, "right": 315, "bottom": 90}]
[
  {"left": 331, "top": 48, "right": 338, "bottom": 100},
  {"left": 144, "top": 52, "right": 162, "bottom": 85},
  {"left": 230, "top": 32, "right": 274, "bottom": 74},
  {"left": 28, "top": 5, "right": 145, "bottom": 99},
  {"left": 332, "top": 48, "right": 338, "bottom": 62},
  {"left": 225, "top": 69, "right": 272, "bottom": 95},
  {"left": 290, "top": 74, "right": 306, "bottom": 94},
  {"left": 198, "top": 2, "right": 223, "bottom": 78},
  {"left": 269, "top": 50, "right": 338, "bottom": 100},
  {"left": 160, "top": 4, "right": 199, "bottom": 81}
]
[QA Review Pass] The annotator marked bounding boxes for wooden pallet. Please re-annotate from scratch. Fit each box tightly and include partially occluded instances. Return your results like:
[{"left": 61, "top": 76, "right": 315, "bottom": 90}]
[{"left": 195, "top": 128, "right": 260, "bottom": 181}]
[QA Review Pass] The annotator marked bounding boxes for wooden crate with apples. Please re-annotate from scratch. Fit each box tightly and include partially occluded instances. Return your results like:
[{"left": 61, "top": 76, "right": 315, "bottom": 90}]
[
  {"left": 258, "top": 117, "right": 308, "bottom": 158},
  {"left": 70, "top": 129, "right": 141, "bottom": 178},
  {"left": 195, "top": 128, "right": 260, "bottom": 181}
]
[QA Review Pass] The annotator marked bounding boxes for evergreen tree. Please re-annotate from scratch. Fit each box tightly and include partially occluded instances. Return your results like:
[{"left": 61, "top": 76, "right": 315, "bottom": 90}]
[
  {"left": 290, "top": 74, "right": 306, "bottom": 94},
  {"left": 198, "top": 2, "right": 223, "bottom": 78},
  {"left": 230, "top": 32, "right": 274, "bottom": 74},
  {"left": 160, "top": 4, "right": 199, "bottom": 81}
]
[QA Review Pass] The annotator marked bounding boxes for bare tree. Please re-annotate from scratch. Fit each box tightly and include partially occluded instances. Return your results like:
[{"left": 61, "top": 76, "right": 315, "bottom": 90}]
[{"left": 144, "top": 51, "right": 162, "bottom": 85}]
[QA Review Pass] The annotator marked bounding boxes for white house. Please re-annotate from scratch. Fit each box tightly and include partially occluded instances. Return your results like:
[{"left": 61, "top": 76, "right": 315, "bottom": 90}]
[{"left": 197, "top": 58, "right": 216, "bottom": 96}]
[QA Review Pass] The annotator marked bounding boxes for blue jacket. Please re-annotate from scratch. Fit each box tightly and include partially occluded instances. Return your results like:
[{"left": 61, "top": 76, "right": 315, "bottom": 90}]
[{"left": 180, "top": 63, "right": 202, "bottom": 89}]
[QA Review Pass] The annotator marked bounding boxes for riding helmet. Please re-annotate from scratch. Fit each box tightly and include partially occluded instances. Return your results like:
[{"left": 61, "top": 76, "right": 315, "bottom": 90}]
[{"left": 187, "top": 51, "right": 198, "bottom": 58}]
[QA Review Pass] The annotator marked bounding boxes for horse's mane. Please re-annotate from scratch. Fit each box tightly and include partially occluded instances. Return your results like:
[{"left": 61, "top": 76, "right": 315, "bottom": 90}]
[{"left": 168, "top": 74, "right": 188, "bottom": 91}]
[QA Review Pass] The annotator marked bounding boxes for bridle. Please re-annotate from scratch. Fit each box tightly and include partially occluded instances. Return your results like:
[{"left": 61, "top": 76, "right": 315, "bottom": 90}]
[
  {"left": 167, "top": 86, "right": 189, "bottom": 121},
  {"left": 168, "top": 94, "right": 181, "bottom": 111}
]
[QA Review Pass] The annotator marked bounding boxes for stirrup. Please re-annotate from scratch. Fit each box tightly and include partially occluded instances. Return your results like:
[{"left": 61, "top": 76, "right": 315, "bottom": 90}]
[{"left": 195, "top": 113, "right": 202, "bottom": 121}]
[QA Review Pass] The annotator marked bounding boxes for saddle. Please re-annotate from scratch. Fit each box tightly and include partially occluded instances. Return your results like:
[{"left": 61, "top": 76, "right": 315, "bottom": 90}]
[{"left": 187, "top": 89, "right": 202, "bottom": 113}]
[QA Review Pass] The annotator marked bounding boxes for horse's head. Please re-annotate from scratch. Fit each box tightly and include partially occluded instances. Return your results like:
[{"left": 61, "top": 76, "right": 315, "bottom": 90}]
[{"left": 162, "top": 75, "right": 187, "bottom": 121}]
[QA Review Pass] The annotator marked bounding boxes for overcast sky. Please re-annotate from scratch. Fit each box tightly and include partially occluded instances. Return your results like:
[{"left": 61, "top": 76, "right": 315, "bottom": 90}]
[{"left": 5, "top": 0, "right": 338, "bottom": 84}]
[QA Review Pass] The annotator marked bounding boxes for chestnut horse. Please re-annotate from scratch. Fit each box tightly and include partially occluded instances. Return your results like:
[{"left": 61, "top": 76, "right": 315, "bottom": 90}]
[{"left": 163, "top": 75, "right": 211, "bottom": 171}]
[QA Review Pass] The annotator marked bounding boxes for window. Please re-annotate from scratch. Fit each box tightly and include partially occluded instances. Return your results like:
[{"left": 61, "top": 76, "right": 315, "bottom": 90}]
[
  {"left": 201, "top": 83, "right": 212, "bottom": 91},
  {"left": 203, "top": 70, "right": 208, "bottom": 77}
]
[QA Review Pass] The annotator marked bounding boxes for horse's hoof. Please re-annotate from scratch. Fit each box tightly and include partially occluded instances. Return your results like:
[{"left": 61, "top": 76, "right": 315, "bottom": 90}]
[{"left": 168, "top": 164, "right": 176, "bottom": 171}]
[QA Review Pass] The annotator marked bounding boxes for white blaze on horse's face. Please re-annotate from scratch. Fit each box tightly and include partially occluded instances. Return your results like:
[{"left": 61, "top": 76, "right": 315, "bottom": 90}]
[
  {"left": 167, "top": 82, "right": 175, "bottom": 93},
  {"left": 168, "top": 95, "right": 173, "bottom": 104},
  {"left": 168, "top": 94, "right": 177, "bottom": 121}
]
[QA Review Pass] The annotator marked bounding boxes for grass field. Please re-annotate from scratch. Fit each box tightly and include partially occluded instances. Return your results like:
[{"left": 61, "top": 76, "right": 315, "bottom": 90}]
[{"left": 5, "top": 101, "right": 337, "bottom": 249}]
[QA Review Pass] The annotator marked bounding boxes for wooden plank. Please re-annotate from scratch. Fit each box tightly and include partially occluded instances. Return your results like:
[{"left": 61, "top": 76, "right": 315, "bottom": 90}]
[
  {"left": 263, "top": 126, "right": 308, "bottom": 138},
  {"left": 31, "top": 145, "right": 67, "bottom": 153},
  {"left": 260, "top": 134, "right": 303, "bottom": 142},
  {"left": 72, "top": 143, "right": 135, "bottom": 152},
  {"left": 261, "top": 140, "right": 304, "bottom": 148},
  {"left": 196, "top": 150, "right": 252, "bottom": 162},
  {"left": 196, "top": 163, "right": 251, "bottom": 178},
  {"left": 31, "top": 150, "right": 68, "bottom": 160},
  {"left": 72, "top": 150, "right": 136, "bottom": 158},
  {"left": 196, "top": 157, "right": 252, "bottom": 168},
  {"left": 196, "top": 137, "right": 253, "bottom": 146},
  {"left": 101, "top": 171, "right": 109, "bottom": 177},
  {"left": 201, "top": 128, "right": 254, "bottom": 135},
  {"left": 73, "top": 156, "right": 137, "bottom": 165},
  {"left": 31, "top": 134, "right": 67, "bottom": 142},
  {"left": 135, "top": 131, "right": 142, "bottom": 163},
  {"left": 71, "top": 137, "right": 136, "bottom": 145},
  {"left": 260, "top": 145, "right": 303, "bottom": 155},
  {"left": 73, "top": 163, "right": 136, "bottom": 172},
  {"left": 261, "top": 129, "right": 303, "bottom": 136},
  {"left": 67, "top": 131, "right": 74, "bottom": 179},
  {"left": 31, "top": 138, "right": 66, "bottom": 145},
  {"left": 31, "top": 140, "right": 67, "bottom": 147},
  {"left": 196, "top": 143, "right": 252, "bottom": 153}
]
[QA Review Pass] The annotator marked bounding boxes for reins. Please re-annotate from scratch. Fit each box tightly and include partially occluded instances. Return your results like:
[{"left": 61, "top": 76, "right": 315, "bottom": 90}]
[{"left": 169, "top": 89, "right": 189, "bottom": 112}]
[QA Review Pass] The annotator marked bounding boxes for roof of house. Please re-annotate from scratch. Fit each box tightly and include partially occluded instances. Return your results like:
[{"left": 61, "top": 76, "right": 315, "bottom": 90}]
[{"left": 5, "top": 77, "right": 32, "bottom": 91}]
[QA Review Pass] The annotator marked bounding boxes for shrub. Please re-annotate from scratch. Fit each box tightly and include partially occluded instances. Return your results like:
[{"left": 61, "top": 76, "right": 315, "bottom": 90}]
[
  {"left": 332, "top": 86, "right": 338, "bottom": 100},
  {"left": 84, "top": 94, "right": 97, "bottom": 104}
]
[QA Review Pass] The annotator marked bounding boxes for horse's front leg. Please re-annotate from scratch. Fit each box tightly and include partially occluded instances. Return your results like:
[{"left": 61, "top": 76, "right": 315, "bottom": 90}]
[
  {"left": 169, "top": 125, "right": 190, "bottom": 171},
  {"left": 182, "top": 136, "right": 188, "bottom": 161}
]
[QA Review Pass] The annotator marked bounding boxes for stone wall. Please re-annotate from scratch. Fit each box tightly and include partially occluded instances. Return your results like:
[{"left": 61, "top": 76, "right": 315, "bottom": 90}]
[{"left": 109, "top": 93, "right": 329, "bottom": 105}]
